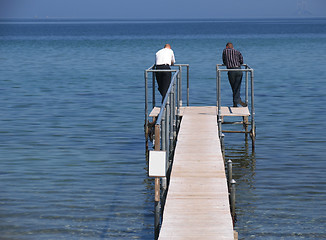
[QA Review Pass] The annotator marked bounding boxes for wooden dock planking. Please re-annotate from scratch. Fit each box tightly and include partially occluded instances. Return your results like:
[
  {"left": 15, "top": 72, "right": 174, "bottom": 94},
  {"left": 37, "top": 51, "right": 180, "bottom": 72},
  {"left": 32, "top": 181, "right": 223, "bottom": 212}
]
[
  {"left": 149, "top": 106, "right": 249, "bottom": 118},
  {"left": 220, "top": 106, "right": 250, "bottom": 117},
  {"left": 149, "top": 107, "right": 186, "bottom": 118},
  {"left": 158, "top": 106, "right": 234, "bottom": 240},
  {"left": 149, "top": 107, "right": 162, "bottom": 117}
]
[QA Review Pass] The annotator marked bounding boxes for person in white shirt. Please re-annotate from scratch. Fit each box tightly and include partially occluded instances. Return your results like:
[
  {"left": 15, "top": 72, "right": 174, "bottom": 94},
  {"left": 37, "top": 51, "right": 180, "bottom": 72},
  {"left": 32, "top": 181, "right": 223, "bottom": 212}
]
[{"left": 155, "top": 44, "right": 175, "bottom": 101}]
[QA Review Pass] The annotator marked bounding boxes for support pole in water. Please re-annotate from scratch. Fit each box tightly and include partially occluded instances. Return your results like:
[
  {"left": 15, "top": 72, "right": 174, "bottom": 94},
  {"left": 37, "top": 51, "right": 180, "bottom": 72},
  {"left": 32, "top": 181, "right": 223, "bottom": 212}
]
[
  {"left": 227, "top": 160, "right": 232, "bottom": 192},
  {"left": 230, "top": 179, "right": 236, "bottom": 226},
  {"left": 221, "top": 133, "right": 225, "bottom": 159},
  {"left": 154, "top": 177, "right": 160, "bottom": 239},
  {"left": 154, "top": 125, "right": 161, "bottom": 239}
]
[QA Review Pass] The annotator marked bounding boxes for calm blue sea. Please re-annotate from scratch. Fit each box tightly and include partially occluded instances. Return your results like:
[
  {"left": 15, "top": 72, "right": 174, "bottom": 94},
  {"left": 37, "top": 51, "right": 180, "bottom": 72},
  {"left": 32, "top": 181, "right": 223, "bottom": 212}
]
[{"left": 0, "top": 18, "right": 326, "bottom": 239}]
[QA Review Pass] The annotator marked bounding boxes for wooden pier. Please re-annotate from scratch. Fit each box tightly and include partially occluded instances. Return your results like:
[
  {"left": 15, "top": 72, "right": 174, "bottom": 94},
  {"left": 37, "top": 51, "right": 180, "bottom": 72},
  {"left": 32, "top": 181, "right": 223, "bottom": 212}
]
[
  {"left": 157, "top": 106, "right": 235, "bottom": 240},
  {"left": 145, "top": 63, "right": 254, "bottom": 240}
]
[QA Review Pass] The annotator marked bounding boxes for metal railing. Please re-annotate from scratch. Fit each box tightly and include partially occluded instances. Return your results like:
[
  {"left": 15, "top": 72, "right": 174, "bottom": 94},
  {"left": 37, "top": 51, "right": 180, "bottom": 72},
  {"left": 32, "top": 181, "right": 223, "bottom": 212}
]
[
  {"left": 144, "top": 64, "right": 189, "bottom": 154},
  {"left": 216, "top": 64, "right": 256, "bottom": 145},
  {"left": 174, "top": 64, "right": 190, "bottom": 107},
  {"left": 145, "top": 64, "right": 189, "bottom": 123},
  {"left": 144, "top": 64, "right": 189, "bottom": 239}
]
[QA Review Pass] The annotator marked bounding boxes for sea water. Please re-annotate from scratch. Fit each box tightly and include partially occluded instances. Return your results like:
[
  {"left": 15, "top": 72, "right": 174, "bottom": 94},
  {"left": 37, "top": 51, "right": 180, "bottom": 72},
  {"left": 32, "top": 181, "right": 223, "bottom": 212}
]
[{"left": 0, "top": 18, "right": 326, "bottom": 239}]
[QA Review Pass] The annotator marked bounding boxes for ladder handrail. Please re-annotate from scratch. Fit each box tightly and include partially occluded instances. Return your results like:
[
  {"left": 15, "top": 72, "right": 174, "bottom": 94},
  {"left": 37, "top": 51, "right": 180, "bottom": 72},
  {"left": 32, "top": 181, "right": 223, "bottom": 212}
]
[{"left": 216, "top": 64, "right": 255, "bottom": 139}]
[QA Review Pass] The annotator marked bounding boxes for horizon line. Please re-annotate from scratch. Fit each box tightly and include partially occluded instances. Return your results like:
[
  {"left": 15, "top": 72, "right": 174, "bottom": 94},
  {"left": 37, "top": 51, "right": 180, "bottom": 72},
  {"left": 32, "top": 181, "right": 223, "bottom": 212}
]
[{"left": 1, "top": 16, "right": 326, "bottom": 21}]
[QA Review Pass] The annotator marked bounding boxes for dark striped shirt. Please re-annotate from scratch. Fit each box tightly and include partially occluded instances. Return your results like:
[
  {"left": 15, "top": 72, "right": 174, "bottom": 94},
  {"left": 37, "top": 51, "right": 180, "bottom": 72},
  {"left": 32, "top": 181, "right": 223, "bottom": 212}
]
[{"left": 222, "top": 48, "right": 243, "bottom": 69}]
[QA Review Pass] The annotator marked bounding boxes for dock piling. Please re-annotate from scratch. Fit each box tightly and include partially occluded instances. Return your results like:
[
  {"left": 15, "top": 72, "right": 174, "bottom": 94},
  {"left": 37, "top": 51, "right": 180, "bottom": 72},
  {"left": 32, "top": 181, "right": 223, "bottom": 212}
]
[
  {"left": 227, "top": 159, "right": 233, "bottom": 191},
  {"left": 230, "top": 179, "right": 237, "bottom": 225},
  {"left": 154, "top": 177, "right": 160, "bottom": 239}
]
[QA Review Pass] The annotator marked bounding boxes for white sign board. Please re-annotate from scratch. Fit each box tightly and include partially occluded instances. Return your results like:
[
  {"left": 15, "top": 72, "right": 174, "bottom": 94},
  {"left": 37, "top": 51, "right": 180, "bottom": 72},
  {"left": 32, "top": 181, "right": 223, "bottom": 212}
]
[{"left": 149, "top": 151, "right": 166, "bottom": 177}]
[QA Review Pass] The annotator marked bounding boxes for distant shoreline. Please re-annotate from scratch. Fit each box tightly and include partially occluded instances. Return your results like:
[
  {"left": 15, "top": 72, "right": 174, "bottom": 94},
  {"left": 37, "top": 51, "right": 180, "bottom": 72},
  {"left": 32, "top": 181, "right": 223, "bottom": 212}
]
[
  {"left": 1, "top": 16, "right": 326, "bottom": 21},
  {"left": 1, "top": 17, "right": 326, "bottom": 24}
]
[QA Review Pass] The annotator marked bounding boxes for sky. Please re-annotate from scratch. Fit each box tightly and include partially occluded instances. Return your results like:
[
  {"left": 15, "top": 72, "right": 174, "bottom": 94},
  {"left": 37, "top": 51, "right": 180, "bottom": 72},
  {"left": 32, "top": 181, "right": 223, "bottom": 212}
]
[{"left": 0, "top": 0, "right": 325, "bottom": 19}]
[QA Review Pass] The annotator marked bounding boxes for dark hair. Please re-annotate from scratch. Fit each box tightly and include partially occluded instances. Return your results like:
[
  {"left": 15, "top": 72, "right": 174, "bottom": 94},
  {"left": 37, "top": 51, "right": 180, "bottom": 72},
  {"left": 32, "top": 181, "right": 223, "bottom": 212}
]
[{"left": 226, "top": 42, "right": 232, "bottom": 47}]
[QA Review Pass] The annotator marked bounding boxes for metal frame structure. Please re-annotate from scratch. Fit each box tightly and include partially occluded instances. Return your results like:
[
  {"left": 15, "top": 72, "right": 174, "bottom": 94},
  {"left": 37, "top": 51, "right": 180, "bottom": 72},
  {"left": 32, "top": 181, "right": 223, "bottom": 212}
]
[
  {"left": 216, "top": 64, "right": 256, "bottom": 148},
  {"left": 144, "top": 64, "right": 189, "bottom": 239},
  {"left": 144, "top": 63, "right": 254, "bottom": 239},
  {"left": 145, "top": 64, "right": 189, "bottom": 121}
]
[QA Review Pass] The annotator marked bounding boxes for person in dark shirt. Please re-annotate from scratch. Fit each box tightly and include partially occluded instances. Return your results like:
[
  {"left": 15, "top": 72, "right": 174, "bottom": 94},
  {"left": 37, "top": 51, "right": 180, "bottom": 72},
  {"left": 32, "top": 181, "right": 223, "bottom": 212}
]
[{"left": 222, "top": 42, "right": 247, "bottom": 107}]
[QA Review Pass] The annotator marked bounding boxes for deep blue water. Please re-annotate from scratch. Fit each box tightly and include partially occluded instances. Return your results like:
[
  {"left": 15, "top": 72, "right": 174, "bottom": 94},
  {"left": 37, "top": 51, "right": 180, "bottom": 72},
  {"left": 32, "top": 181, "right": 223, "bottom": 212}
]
[{"left": 0, "top": 18, "right": 326, "bottom": 239}]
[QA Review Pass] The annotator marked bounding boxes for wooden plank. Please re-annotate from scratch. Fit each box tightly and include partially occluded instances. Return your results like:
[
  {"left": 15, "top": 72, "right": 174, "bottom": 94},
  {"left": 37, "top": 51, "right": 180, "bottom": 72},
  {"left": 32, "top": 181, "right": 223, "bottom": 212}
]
[
  {"left": 220, "top": 106, "right": 250, "bottom": 117},
  {"left": 149, "top": 107, "right": 161, "bottom": 117},
  {"left": 159, "top": 106, "right": 234, "bottom": 240},
  {"left": 149, "top": 106, "right": 186, "bottom": 118},
  {"left": 150, "top": 106, "right": 249, "bottom": 118},
  {"left": 151, "top": 106, "right": 249, "bottom": 118}
]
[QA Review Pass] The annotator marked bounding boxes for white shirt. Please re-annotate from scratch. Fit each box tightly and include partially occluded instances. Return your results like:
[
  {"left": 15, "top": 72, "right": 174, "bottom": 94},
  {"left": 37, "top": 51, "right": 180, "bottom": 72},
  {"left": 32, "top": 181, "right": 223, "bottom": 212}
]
[{"left": 155, "top": 48, "right": 175, "bottom": 65}]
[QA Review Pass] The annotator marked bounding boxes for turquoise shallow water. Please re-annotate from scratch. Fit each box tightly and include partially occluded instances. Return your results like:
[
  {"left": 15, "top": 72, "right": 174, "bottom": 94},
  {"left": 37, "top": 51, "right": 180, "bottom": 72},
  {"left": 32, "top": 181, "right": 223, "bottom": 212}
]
[{"left": 0, "top": 18, "right": 326, "bottom": 239}]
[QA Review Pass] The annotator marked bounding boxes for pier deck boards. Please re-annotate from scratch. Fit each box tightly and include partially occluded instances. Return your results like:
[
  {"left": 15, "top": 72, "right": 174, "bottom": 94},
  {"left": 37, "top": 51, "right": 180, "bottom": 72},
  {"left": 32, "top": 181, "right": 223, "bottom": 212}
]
[
  {"left": 149, "top": 106, "right": 249, "bottom": 118},
  {"left": 158, "top": 106, "right": 234, "bottom": 240},
  {"left": 220, "top": 106, "right": 250, "bottom": 117},
  {"left": 149, "top": 106, "right": 186, "bottom": 118}
]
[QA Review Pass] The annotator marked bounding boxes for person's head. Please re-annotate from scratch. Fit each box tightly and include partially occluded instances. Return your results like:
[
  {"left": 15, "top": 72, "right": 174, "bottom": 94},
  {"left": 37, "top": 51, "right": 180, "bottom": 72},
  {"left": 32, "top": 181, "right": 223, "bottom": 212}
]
[
  {"left": 164, "top": 44, "right": 171, "bottom": 49},
  {"left": 226, "top": 42, "right": 233, "bottom": 49}
]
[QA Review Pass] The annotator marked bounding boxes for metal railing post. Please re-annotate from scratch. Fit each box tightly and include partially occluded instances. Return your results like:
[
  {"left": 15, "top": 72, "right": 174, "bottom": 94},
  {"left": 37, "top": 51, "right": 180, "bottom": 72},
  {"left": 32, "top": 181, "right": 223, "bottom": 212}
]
[
  {"left": 216, "top": 65, "right": 219, "bottom": 107},
  {"left": 165, "top": 97, "right": 170, "bottom": 163},
  {"left": 187, "top": 65, "right": 189, "bottom": 106},
  {"left": 161, "top": 110, "right": 166, "bottom": 151},
  {"left": 178, "top": 69, "right": 181, "bottom": 108},
  {"left": 169, "top": 91, "right": 174, "bottom": 158},
  {"left": 145, "top": 70, "right": 148, "bottom": 124},
  {"left": 162, "top": 103, "right": 169, "bottom": 191},
  {"left": 251, "top": 70, "right": 256, "bottom": 150},
  {"left": 176, "top": 72, "right": 181, "bottom": 126},
  {"left": 217, "top": 65, "right": 222, "bottom": 138},
  {"left": 173, "top": 84, "right": 177, "bottom": 140},
  {"left": 145, "top": 70, "right": 149, "bottom": 142},
  {"left": 152, "top": 71, "right": 156, "bottom": 108},
  {"left": 251, "top": 70, "right": 255, "bottom": 133},
  {"left": 178, "top": 65, "right": 182, "bottom": 107},
  {"left": 245, "top": 66, "right": 249, "bottom": 105},
  {"left": 171, "top": 84, "right": 176, "bottom": 141}
]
